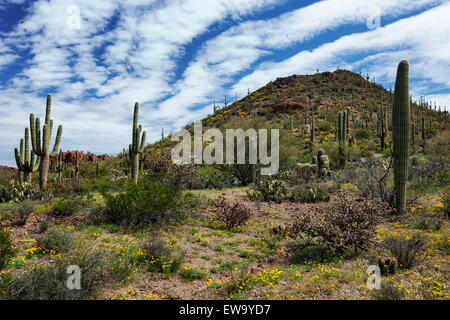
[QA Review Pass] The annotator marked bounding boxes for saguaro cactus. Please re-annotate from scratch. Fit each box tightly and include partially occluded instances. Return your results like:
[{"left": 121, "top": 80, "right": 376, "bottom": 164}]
[
  {"left": 377, "top": 105, "right": 387, "bottom": 150},
  {"left": 337, "top": 110, "right": 347, "bottom": 168},
  {"left": 14, "top": 127, "right": 40, "bottom": 184},
  {"left": 30, "top": 94, "right": 63, "bottom": 189},
  {"left": 392, "top": 60, "right": 410, "bottom": 213},
  {"left": 129, "top": 102, "right": 146, "bottom": 183}
]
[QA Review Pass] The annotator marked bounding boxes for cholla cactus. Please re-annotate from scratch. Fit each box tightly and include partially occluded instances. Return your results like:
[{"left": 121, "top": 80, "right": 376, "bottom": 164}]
[
  {"left": 129, "top": 102, "right": 146, "bottom": 183},
  {"left": 30, "top": 94, "right": 63, "bottom": 189},
  {"left": 317, "top": 149, "right": 330, "bottom": 177},
  {"left": 14, "top": 127, "right": 40, "bottom": 184}
]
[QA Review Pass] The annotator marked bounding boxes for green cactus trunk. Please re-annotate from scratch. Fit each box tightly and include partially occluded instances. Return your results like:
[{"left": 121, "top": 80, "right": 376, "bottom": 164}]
[
  {"left": 129, "top": 103, "right": 146, "bottom": 184},
  {"left": 15, "top": 127, "right": 40, "bottom": 185},
  {"left": 337, "top": 111, "right": 347, "bottom": 168},
  {"left": 30, "top": 94, "right": 63, "bottom": 189},
  {"left": 392, "top": 60, "right": 410, "bottom": 213}
]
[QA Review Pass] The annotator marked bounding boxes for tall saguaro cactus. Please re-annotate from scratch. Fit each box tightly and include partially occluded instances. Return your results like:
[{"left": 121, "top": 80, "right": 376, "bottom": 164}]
[
  {"left": 129, "top": 102, "right": 146, "bottom": 183},
  {"left": 30, "top": 94, "right": 63, "bottom": 189},
  {"left": 14, "top": 127, "right": 40, "bottom": 184},
  {"left": 392, "top": 60, "right": 410, "bottom": 213},
  {"left": 337, "top": 110, "right": 347, "bottom": 168}
]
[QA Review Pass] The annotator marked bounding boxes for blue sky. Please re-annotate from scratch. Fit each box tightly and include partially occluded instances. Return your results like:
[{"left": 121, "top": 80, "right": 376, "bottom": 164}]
[{"left": 0, "top": 0, "right": 449, "bottom": 167}]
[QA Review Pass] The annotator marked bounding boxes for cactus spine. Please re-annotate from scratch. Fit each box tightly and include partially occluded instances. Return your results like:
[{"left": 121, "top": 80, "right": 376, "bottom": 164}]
[
  {"left": 129, "top": 102, "right": 146, "bottom": 183},
  {"left": 392, "top": 60, "right": 410, "bottom": 213},
  {"left": 30, "top": 94, "right": 63, "bottom": 189},
  {"left": 14, "top": 127, "right": 40, "bottom": 184}
]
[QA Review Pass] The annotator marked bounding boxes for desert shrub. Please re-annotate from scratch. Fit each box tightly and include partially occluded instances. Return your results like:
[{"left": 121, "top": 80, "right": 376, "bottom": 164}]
[
  {"left": 256, "top": 178, "right": 287, "bottom": 203},
  {"left": 413, "top": 215, "right": 443, "bottom": 231},
  {"left": 192, "top": 166, "right": 234, "bottom": 189},
  {"left": 49, "top": 197, "right": 85, "bottom": 217},
  {"left": 372, "top": 281, "right": 406, "bottom": 300},
  {"left": 409, "top": 157, "right": 450, "bottom": 196},
  {"left": 13, "top": 200, "right": 35, "bottom": 226},
  {"left": 214, "top": 196, "right": 253, "bottom": 230},
  {"left": 353, "top": 156, "right": 395, "bottom": 207},
  {"left": 179, "top": 266, "right": 207, "bottom": 282},
  {"left": 0, "top": 183, "right": 39, "bottom": 203},
  {"left": 353, "top": 127, "right": 371, "bottom": 140},
  {"left": 424, "top": 131, "right": 450, "bottom": 158},
  {"left": 288, "top": 239, "right": 331, "bottom": 264},
  {"left": 288, "top": 192, "right": 390, "bottom": 255},
  {"left": 36, "top": 228, "right": 75, "bottom": 254},
  {"left": 138, "top": 238, "right": 184, "bottom": 275},
  {"left": 45, "top": 178, "right": 90, "bottom": 197},
  {"left": 383, "top": 234, "right": 425, "bottom": 269},
  {"left": 290, "top": 183, "right": 331, "bottom": 203},
  {"left": 145, "top": 151, "right": 196, "bottom": 188},
  {"left": 2, "top": 248, "right": 109, "bottom": 300},
  {"left": 0, "top": 227, "right": 15, "bottom": 270},
  {"left": 102, "top": 174, "right": 191, "bottom": 228}
]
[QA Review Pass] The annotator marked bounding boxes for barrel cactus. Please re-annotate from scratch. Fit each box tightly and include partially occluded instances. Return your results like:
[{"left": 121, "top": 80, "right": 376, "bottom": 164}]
[
  {"left": 392, "top": 60, "right": 410, "bottom": 213},
  {"left": 30, "top": 94, "right": 63, "bottom": 189},
  {"left": 129, "top": 102, "right": 146, "bottom": 183}
]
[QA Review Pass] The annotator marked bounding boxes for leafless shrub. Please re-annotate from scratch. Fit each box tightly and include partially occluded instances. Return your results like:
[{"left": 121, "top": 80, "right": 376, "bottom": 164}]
[
  {"left": 288, "top": 192, "right": 391, "bottom": 255},
  {"left": 214, "top": 196, "right": 253, "bottom": 230}
]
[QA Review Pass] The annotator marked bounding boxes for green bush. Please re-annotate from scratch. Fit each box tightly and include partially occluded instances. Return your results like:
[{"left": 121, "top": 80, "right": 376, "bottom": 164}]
[
  {"left": 14, "top": 200, "right": 35, "bottom": 226},
  {"left": 1, "top": 248, "right": 109, "bottom": 300},
  {"left": 383, "top": 235, "right": 426, "bottom": 269},
  {"left": 36, "top": 228, "right": 74, "bottom": 254},
  {"left": 288, "top": 239, "right": 331, "bottom": 264},
  {"left": 49, "top": 197, "right": 85, "bottom": 217},
  {"left": 0, "top": 227, "right": 15, "bottom": 270},
  {"left": 179, "top": 266, "right": 207, "bottom": 282},
  {"left": 102, "top": 174, "right": 191, "bottom": 228},
  {"left": 138, "top": 238, "right": 184, "bottom": 275}
]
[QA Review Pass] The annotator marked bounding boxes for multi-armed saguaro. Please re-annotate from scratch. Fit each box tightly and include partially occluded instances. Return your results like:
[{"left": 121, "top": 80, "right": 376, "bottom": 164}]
[
  {"left": 392, "top": 60, "right": 410, "bottom": 213},
  {"left": 129, "top": 102, "right": 146, "bottom": 183},
  {"left": 14, "top": 127, "right": 40, "bottom": 184},
  {"left": 30, "top": 94, "right": 63, "bottom": 189}
]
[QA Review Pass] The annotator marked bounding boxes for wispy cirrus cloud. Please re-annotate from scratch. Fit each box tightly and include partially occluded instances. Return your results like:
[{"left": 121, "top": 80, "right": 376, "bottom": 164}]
[{"left": 0, "top": 0, "right": 448, "bottom": 167}]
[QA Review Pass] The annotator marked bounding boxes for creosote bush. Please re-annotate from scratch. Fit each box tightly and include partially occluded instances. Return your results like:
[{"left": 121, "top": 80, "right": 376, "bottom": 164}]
[
  {"left": 2, "top": 247, "right": 109, "bottom": 300},
  {"left": 49, "top": 197, "right": 86, "bottom": 217},
  {"left": 102, "top": 173, "right": 192, "bottom": 228},
  {"left": 36, "top": 228, "right": 75, "bottom": 253},
  {"left": 14, "top": 200, "right": 35, "bottom": 226},
  {"left": 383, "top": 234, "right": 425, "bottom": 269},
  {"left": 214, "top": 196, "right": 253, "bottom": 230}
]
